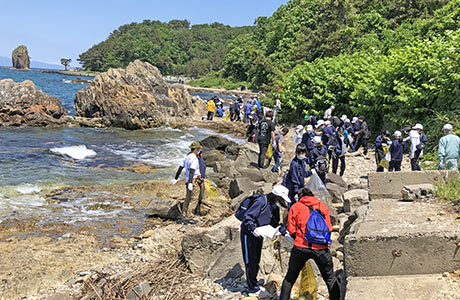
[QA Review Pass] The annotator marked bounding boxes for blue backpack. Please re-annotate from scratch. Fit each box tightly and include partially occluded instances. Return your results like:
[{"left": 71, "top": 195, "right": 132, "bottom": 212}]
[
  {"left": 235, "top": 195, "right": 267, "bottom": 222},
  {"left": 303, "top": 204, "right": 331, "bottom": 245}
]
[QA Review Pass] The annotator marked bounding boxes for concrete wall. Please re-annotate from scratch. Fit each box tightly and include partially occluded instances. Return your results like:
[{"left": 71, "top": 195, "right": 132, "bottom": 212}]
[{"left": 368, "top": 170, "right": 458, "bottom": 199}]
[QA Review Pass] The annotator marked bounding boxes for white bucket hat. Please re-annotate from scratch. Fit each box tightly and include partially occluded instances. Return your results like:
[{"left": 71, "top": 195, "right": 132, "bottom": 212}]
[
  {"left": 316, "top": 120, "right": 325, "bottom": 127},
  {"left": 306, "top": 125, "right": 313, "bottom": 131},
  {"left": 394, "top": 131, "right": 402, "bottom": 137},
  {"left": 413, "top": 124, "right": 423, "bottom": 130},
  {"left": 272, "top": 185, "right": 291, "bottom": 203},
  {"left": 313, "top": 136, "right": 322, "bottom": 144},
  {"left": 341, "top": 115, "right": 347, "bottom": 121},
  {"left": 443, "top": 124, "right": 453, "bottom": 131},
  {"left": 296, "top": 125, "right": 304, "bottom": 131}
]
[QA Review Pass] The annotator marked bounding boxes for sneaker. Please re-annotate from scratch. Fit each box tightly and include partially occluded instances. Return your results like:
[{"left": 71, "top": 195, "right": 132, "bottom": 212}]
[{"left": 248, "top": 286, "right": 267, "bottom": 297}]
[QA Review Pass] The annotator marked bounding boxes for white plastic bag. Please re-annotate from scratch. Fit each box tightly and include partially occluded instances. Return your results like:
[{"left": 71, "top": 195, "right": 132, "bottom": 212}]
[{"left": 306, "top": 173, "right": 330, "bottom": 202}]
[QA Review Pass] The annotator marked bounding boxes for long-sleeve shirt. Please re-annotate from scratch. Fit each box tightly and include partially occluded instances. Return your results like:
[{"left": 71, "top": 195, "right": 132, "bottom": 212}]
[
  {"left": 438, "top": 134, "right": 460, "bottom": 162},
  {"left": 375, "top": 135, "right": 391, "bottom": 156},
  {"left": 389, "top": 139, "right": 406, "bottom": 161},
  {"left": 282, "top": 157, "right": 312, "bottom": 200},
  {"left": 322, "top": 126, "right": 336, "bottom": 146},
  {"left": 240, "top": 195, "right": 281, "bottom": 235},
  {"left": 301, "top": 131, "right": 316, "bottom": 151}
]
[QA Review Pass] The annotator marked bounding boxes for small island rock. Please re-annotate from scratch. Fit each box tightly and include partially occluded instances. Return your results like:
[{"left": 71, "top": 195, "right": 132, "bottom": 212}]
[{"left": 12, "top": 45, "right": 30, "bottom": 69}]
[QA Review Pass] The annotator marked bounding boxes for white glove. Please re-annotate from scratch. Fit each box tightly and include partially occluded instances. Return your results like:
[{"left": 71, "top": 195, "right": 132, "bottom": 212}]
[
  {"left": 171, "top": 179, "right": 178, "bottom": 185},
  {"left": 294, "top": 194, "right": 299, "bottom": 202},
  {"left": 253, "top": 228, "right": 262, "bottom": 237},
  {"left": 187, "top": 183, "right": 193, "bottom": 191},
  {"left": 311, "top": 169, "right": 317, "bottom": 175},
  {"left": 274, "top": 226, "right": 282, "bottom": 237}
]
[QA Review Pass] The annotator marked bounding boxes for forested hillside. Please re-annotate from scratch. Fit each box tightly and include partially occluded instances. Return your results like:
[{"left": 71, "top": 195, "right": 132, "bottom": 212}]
[{"left": 78, "top": 20, "right": 251, "bottom": 76}]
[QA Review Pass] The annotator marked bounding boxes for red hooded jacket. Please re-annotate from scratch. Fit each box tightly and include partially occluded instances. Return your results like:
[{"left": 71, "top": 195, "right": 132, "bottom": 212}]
[{"left": 287, "top": 196, "right": 332, "bottom": 250}]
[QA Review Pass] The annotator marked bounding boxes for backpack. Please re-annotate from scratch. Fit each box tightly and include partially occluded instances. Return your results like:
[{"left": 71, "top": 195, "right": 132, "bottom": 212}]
[
  {"left": 235, "top": 195, "right": 267, "bottom": 222},
  {"left": 303, "top": 204, "right": 331, "bottom": 245},
  {"left": 313, "top": 148, "right": 329, "bottom": 174}
]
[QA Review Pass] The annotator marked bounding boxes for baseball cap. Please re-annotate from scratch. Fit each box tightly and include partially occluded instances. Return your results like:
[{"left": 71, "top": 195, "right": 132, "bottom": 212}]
[
  {"left": 443, "top": 124, "right": 453, "bottom": 131},
  {"left": 313, "top": 136, "right": 322, "bottom": 144},
  {"left": 413, "top": 124, "right": 423, "bottom": 130},
  {"left": 189, "top": 141, "right": 202, "bottom": 149},
  {"left": 394, "top": 131, "right": 402, "bottom": 137},
  {"left": 272, "top": 185, "right": 291, "bottom": 203}
]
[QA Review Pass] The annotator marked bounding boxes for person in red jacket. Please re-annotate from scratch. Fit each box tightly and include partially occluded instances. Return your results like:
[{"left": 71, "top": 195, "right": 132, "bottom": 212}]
[{"left": 279, "top": 188, "right": 336, "bottom": 300}]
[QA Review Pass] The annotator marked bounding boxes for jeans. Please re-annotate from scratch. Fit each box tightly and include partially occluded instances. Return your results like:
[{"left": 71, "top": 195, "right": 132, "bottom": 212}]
[
  {"left": 280, "top": 246, "right": 335, "bottom": 300},
  {"left": 240, "top": 232, "right": 263, "bottom": 292},
  {"left": 258, "top": 143, "right": 269, "bottom": 168},
  {"left": 389, "top": 160, "right": 402, "bottom": 172},
  {"left": 332, "top": 155, "right": 346, "bottom": 176},
  {"left": 271, "top": 151, "right": 281, "bottom": 172}
]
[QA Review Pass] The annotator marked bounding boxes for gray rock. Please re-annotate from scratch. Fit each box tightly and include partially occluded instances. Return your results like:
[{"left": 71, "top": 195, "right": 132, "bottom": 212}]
[
  {"left": 208, "top": 173, "right": 232, "bottom": 190},
  {"left": 214, "top": 161, "right": 241, "bottom": 179},
  {"left": 401, "top": 184, "right": 435, "bottom": 201},
  {"left": 126, "top": 281, "right": 151, "bottom": 300},
  {"left": 229, "top": 177, "right": 258, "bottom": 199},
  {"left": 201, "top": 135, "right": 236, "bottom": 151},
  {"left": 47, "top": 292, "right": 70, "bottom": 300},
  {"left": 343, "top": 189, "right": 369, "bottom": 213},
  {"left": 238, "top": 168, "right": 278, "bottom": 183},
  {"left": 203, "top": 149, "right": 226, "bottom": 168},
  {"left": 327, "top": 173, "right": 348, "bottom": 189},
  {"left": 326, "top": 183, "right": 346, "bottom": 203},
  {"left": 145, "top": 198, "right": 181, "bottom": 219}
]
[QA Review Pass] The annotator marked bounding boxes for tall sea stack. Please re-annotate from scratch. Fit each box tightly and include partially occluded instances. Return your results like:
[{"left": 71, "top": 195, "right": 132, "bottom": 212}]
[{"left": 12, "top": 45, "right": 30, "bottom": 69}]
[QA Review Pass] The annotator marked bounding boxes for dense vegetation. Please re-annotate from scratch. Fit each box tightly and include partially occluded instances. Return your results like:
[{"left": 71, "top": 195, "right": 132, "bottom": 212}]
[{"left": 78, "top": 20, "right": 251, "bottom": 76}]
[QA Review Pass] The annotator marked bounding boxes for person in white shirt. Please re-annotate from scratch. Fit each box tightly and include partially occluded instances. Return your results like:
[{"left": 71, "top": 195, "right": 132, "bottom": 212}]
[
  {"left": 323, "top": 105, "right": 335, "bottom": 120},
  {"left": 293, "top": 125, "right": 305, "bottom": 146},
  {"left": 172, "top": 141, "right": 203, "bottom": 223}
]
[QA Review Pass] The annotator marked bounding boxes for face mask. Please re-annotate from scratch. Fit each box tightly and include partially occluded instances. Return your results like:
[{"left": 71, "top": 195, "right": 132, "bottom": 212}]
[{"left": 297, "top": 154, "right": 307, "bottom": 160}]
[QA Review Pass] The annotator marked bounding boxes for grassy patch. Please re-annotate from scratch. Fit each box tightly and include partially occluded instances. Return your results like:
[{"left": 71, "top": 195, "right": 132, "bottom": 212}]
[{"left": 435, "top": 175, "right": 460, "bottom": 202}]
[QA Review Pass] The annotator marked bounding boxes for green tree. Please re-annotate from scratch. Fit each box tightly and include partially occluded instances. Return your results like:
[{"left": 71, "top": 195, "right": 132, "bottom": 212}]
[{"left": 60, "top": 58, "right": 71, "bottom": 71}]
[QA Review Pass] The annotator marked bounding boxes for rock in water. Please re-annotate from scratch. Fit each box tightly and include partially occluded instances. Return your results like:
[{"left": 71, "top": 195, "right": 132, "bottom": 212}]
[
  {"left": 74, "top": 60, "right": 206, "bottom": 129},
  {"left": 12, "top": 45, "right": 30, "bottom": 69},
  {"left": 0, "top": 79, "right": 67, "bottom": 126}
]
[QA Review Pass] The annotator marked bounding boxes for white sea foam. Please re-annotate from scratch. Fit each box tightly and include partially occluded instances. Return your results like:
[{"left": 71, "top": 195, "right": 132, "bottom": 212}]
[
  {"left": 50, "top": 145, "right": 97, "bottom": 160},
  {"left": 16, "top": 184, "right": 41, "bottom": 194}
]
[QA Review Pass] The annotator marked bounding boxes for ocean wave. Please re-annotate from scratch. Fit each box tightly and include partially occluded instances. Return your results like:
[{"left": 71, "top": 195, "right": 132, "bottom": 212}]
[
  {"left": 16, "top": 184, "right": 41, "bottom": 194},
  {"left": 50, "top": 145, "right": 97, "bottom": 160}
]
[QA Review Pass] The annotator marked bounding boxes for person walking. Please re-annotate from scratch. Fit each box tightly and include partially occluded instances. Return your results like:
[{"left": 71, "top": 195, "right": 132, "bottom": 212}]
[
  {"left": 354, "top": 116, "right": 370, "bottom": 157},
  {"left": 273, "top": 98, "right": 281, "bottom": 124},
  {"left": 375, "top": 130, "right": 391, "bottom": 172},
  {"left": 405, "top": 124, "right": 427, "bottom": 171},
  {"left": 279, "top": 188, "right": 336, "bottom": 300},
  {"left": 310, "top": 136, "right": 328, "bottom": 184},
  {"left": 282, "top": 143, "right": 315, "bottom": 203},
  {"left": 294, "top": 125, "right": 305, "bottom": 147},
  {"left": 243, "top": 100, "right": 253, "bottom": 123},
  {"left": 240, "top": 185, "right": 290, "bottom": 296},
  {"left": 332, "top": 127, "right": 347, "bottom": 176},
  {"left": 323, "top": 105, "right": 335, "bottom": 120},
  {"left": 301, "top": 125, "right": 316, "bottom": 152},
  {"left": 322, "top": 121, "right": 336, "bottom": 160},
  {"left": 257, "top": 111, "right": 276, "bottom": 169},
  {"left": 438, "top": 124, "right": 460, "bottom": 170},
  {"left": 171, "top": 141, "right": 203, "bottom": 224},
  {"left": 389, "top": 131, "right": 406, "bottom": 172},
  {"left": 207, "top": 98, "right": 216, "bottom": 120},
  {"left": 271, "top": 127, "right": 289, "bottom": 173}
]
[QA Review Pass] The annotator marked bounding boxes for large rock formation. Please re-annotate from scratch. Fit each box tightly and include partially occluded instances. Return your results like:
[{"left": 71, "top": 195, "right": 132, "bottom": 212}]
[
  {"left": 0, "top": 79, "right": 67, "bottom": 126},
  {"left": 74, "top": 60, "right": 206, "bottom": 129},
  {"left": 12, "top": 45, "right": 30, "bottom": 69}
]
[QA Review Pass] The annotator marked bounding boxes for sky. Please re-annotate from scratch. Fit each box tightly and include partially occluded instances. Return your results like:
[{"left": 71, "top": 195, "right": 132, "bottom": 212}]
[{"left": 0, "top": 0, "right": 288, "bottom": 67}]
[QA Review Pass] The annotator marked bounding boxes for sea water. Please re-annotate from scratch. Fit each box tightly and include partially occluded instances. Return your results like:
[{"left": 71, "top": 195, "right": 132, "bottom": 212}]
[{"left": 0, "top": 68, "right": 243, "bottom": 223}]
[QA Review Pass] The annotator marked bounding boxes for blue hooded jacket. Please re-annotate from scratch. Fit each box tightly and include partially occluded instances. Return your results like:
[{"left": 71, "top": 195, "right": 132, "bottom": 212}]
[
  {"left": 301, "top": 131, "right": 316, "bottom": 151},
  {"left": 389, "top": 139, "right": 406, "bottom": 161},
  {"left": 309, "top": 145, "right": 328, "bottom": 165},
  {"left": 375, "top": 135, "right": 391, "bottom": 156},
  {"left": 244, "top": 102, "right": 252, "bottom": 115},
  {"left": 322, "top": 126, "right": 336, "bottom": 146},
  {"left": 282, "top": 157, "right": 313, "bottom": 201},
  {"left": 240, "top": 195, "right": 283, "bottom": 235}
]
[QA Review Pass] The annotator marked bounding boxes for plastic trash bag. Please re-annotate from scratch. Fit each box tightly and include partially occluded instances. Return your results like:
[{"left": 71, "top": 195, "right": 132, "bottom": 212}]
[
  {"left": 266, "top": 144, "right": 273, "bottom": 160},
  {"left": 379, "top": 145, "right": 391, "bottom": 169},
  {"left": 224, "top": 112, "right": 231, "bottom": 122},
  {"left": 297, "top": 260, "right": 318, "bottom": 300},
  {"left": 205, "top": 179, "right": 220, "bottom": 200},
  {"left": 306, "top": 173, "right": 330, "bottom": 202}
]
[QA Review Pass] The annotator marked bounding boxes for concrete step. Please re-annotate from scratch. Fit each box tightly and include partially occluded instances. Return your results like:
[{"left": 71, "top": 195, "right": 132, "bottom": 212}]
[
  {"left": 344, "top": 199, "right": 460, "bottom": 277},
  {"left": 346, "top": 274, "right": 460, "bottom": 300}
]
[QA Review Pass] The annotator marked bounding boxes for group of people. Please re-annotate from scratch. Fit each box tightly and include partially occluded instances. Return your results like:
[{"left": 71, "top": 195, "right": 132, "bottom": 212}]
[
  {"left": 206, "top": 96, "right": 224, "bottom": 120},
  {"left": 173, "top": 101, "right": 460, "bottom": 300}
]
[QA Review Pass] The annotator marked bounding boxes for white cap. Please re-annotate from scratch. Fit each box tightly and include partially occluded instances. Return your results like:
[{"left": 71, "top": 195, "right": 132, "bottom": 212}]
[
  {"left": 352, "top": 117, "right": 358, "bottom": 123},
  {"left": 272, "top": 185, "right": 291, "bottom": 203},
  {"left": 331, "top": 105, "right": 335, "bottom": 109},
  {"left": 345, "top": 118, "right": 350, "bottom": 124},
  {"left": 443, "top": 124, "right": 453, "bottom": 131},
  {"left": 394, "top": 131, "right": 402, "bottom": 137},
  {"left": 313, "top": 136, "right": 322, "bottom": 144},
  {"left": 296, "top": 125, "right": 304, "bottom": 131},
  {"left": 341, "top": 115, "right": 347, "bottom": 121},
  {"left": 306, "top": 125, "right": 313, "bottom": 131},
  {"left": 317, "top": 120, "right": 325, "bottom": 127},
  {"left": 325, "top": 120, "right": 331, "bottom": 125},
  {"left": 413, "top": 124, "right": 423, "bottom": 130}
]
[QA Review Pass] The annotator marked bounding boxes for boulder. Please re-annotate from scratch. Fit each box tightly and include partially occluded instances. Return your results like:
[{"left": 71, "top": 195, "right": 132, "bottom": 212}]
[
  {"left": 12, "top": 45, "right": 30, "bottom": 69},
  {"left": 203, "top": 149, "right": 226, "bottom": 167},
  {"left": 326, "top": 183, "right": 346, "bottom": 203},
  {"left": 201, "top": 135, "right": 236, "bottom": 151},
  {"left": 238, "top": 168, "right": 278, "bottom": 184},
  {"left": 145, "top": 198, "right": 181, "bottom": 220},
  {"left": 229, "top": 177, "right": 259, "bottom": 199},
  {"left": 71, "top": 77, "right": 91, "bottom": 84},
  {"left": 225, "top": 144, "right": 240, "bottom": 156},
  {"left": 326, "top": 173, "right": 348, "bottom": 189},
  {"left": 0, "top": 79, "right": 67, "bottom": 126},
  {"left": 75, "top": 60, "right": 205, "bottom": 129},
  {"left": 401, "top": 184, "right": 435, "bottom": 201},
  {"left": 214, "top": 161, "right": 240, "bottom": 179},
  {"left": 343, "top": 189, "right": 369, "bottom": 213},
  {"left": 126, "top": 281, "right": 151, "bottom": 300},
  {"left": 234, "top": 143, "right": 259, "bottom": 170}
]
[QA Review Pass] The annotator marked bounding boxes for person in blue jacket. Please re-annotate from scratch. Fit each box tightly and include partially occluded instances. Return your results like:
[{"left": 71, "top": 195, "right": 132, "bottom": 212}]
[
  {"left": 375, "top": 130, "right": 391, "bottom": 172},
  {"left": 309, "top": 136, "right": 328, "bottom": 184},
  {"left": 322, "top": 121, "right": 336, "bottom": 160},
  {"left": 301, "top": 125, "right": 316, "bottom": 152},
  {"left": 282, "top": 143, "right": 314, "bottom": 203},
  {"left": 215, "top": 104, "right": 224, "bottom": 118},
  {"left": 243, "top": 100, "right": 253, "bottom": 123},
  {"left": 389, "top": 131, "right": 406, "bottom": 172},
  {"left": 332, "top": 127, "right": 347, "bottom": 176},
  {"left": 240, "top": 185, "right": 291, "bottom": 296},
  {"left": 305, "top": 115, "right": 318, "bottom": 128}
]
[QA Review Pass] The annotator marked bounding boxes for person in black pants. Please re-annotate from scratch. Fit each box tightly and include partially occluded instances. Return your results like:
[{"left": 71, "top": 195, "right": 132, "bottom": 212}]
[
  {"left": 375, "top": 131, "right": 391, "bottom": 172},
  {"left": 257, "top": 111, "right": 275, "bottom": 169},
  {"left": 354, "top": 116, "right": 371, "bottom": 157},
  {"left": 240, "top": 185, "right": 290, "bottom": 295},
  {"left": 332, "top": 127, "right": 347, "bottom": 176},
  {"left": 389, "top": 131, "right": 406, "bottom": 172}
]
